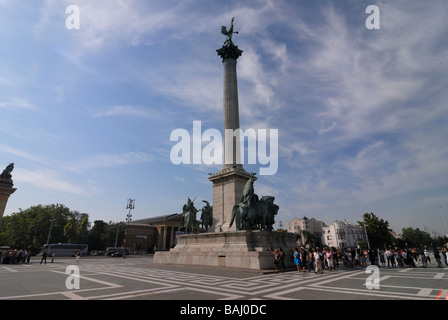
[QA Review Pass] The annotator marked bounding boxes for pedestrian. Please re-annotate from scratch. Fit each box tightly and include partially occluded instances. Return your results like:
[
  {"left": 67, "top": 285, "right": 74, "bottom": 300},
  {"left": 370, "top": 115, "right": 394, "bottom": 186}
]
[
  {"left": 314, "top": 247, "right": 323, "bottom": 274},
  {"left": 51, "top": 251, "right": 55, "bottom": 263},
  {"left": 308, "top": 250, "right": 315, "bottom": 273},
  {"left": 379, "top": 250, "right": 386, "bottom": 267},
  {"left": 424, "top": 250, "right": 431, "bottom": 266},
  {"left": 434, "top": 249, "right": 443, "bottom": 268},
  {"left": 419, "top": 249, "right": 426, "bottom": 267},
  {"left": 386, "top": 248, "right": 393, "bottom": 267},
  {"left": 293, "top": 248, "right": 301, "bottom": 273},
  {"left": 40, "top": 250, "right": 47, "bottom": 265},
  {"left": 326, "top": 248, "right": 334, "bottom": 271},
  {"left": 369, "top": 250, "right": 376, "bottom": 266},
  {"left": 354, "top": 250, "right": 360, "bottom": 267},
  {"left": 278, "top": 248, "right": 285, "bottom": 273},
  {"left": 75, "top": 250, "right": 81, "bottom": 264},
  {"left": 346, "top": 250, "right": 353, "bottom": 268},
  {"left": 26, "top": 250, "right": 31, "bottom": 264},
  {"left": 407, "top": 250, "right": 415, "bottom": 267},
  {"left": 442, "top": 248, "right": 448, "bottom": 266},
  {"left": 300, "top": 248, "right": 308, "bottom": 272},
  {"left": 269, "top": 248, "right": 280, "bottom": 274},
  {"left": 334, "top": 249, "right": 340, "bottom": 269}
]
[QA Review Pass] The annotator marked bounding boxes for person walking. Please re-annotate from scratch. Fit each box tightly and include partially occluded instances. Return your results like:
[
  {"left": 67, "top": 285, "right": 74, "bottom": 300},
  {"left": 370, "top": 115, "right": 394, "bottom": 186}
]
[
  {"left": 300, "top": 248, "right": 308, "bottom": 272},
  {"left": 326, "top": 249, "right": 334, "bottom": 271},
  {"left": 308, "top": 250, "right": 315, "bottom": 273},
  {"left": 434, "top": 248, "right": 443, "bottom": 268},
  {"left": 419, "top": 249, "right": 426, "bottom": 267},
  {"left": 386, "top": 248, "right": 393, "bottom": 267},
  {"left": 424, "top": 250, "right": 431, "bottom": 266},
  {"left": 270, "top": 248, "right": 280, "bottom": 274},
  {"left": 314, "top": 248, "right": 323, "bottom": 274},
  {"left": 40, "top": 250, "right": 47, "bottom": 265},
  {"left": 293, "top": 248, "right": 301, "bottom": 273},
  {"left": 278, "top": 248, "right": 285, "bottom": 273},
  {"left": 75, "top": 250, "right": 81, "bottom": 264}
]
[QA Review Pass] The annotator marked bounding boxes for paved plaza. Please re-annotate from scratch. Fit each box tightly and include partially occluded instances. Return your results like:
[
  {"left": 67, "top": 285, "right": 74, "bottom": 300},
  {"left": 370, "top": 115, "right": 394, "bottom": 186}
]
[{"left": 1, "top": 255, "right": 448, "bottom": 302}]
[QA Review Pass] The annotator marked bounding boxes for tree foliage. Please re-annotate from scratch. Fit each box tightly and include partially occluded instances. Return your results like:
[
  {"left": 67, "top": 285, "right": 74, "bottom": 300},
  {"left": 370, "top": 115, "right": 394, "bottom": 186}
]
[
  {"left": 357, "top": 212, "right": 393, "bottom": 249},
  {"left": 401, "top": 227, "right": 433, "bottom": 248},
  {"left": 0, "top": 204, "right": 126, "bottom": 253}
]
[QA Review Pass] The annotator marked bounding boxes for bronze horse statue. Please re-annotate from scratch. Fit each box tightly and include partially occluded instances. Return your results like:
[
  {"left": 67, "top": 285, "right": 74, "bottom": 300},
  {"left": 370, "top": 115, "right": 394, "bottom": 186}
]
[{"left": 229, "top": 178, "right": 279, "bottom": 231}]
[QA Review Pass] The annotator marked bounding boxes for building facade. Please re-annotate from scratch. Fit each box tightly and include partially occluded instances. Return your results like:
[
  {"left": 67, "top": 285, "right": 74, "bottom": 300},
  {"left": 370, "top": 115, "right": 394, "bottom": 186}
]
[
  {"left": 128, "top": 213, "right": 185, "bottom": 252},
  {"left": 286, "top": 216, "right": 325, "bottom": 246},
  {"left": 322, "top": 220, "right": 367, "bottom": 249}
]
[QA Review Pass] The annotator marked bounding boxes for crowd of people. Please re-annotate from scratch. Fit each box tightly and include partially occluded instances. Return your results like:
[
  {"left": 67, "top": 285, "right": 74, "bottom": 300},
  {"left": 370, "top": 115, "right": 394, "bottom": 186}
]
[
  {"left": 0, "top": 249, "right": 33, "bottom": 265},
  {"left": 270, "top": 246, "right": 448, "bottom": 274}
]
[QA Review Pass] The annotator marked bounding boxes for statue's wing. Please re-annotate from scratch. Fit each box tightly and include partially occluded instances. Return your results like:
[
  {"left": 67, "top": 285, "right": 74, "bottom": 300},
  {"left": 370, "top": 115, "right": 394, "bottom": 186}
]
[
  {"left": 221, "top": 26, "right": 228, "bottom": 35},
  {"left": 229, "top": 17, "right": 234, "bottom": 32}
]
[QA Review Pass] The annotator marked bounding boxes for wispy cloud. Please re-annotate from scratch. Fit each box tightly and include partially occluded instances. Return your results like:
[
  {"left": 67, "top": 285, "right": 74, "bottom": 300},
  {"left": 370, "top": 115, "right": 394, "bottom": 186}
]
[
  {"left": 14, "top": 168, "right": 89, "bottom": 196},
  {"left": 0, "top": 98, "right": 37, "bottom": 110},
  {"left": 64, "top": 152, "right": 154, "bottom": 172},
  {"left": 92, "top": 105, "right": 157, "bottom": 119}
]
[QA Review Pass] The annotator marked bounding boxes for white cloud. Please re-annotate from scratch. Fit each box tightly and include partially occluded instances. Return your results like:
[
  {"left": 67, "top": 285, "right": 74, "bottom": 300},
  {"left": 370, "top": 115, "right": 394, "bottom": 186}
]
[
  {"left": 93, "top": 105, "right": 157, "bottom": 119},
  {"left": 0, "top": 98, "right": 37, "bottom": 110},
  {"left": 64, "top": 152, "right": 154, "bottom": 172},
  {"left": 14, "top": 168, "right": 88, "bottom": 196}
]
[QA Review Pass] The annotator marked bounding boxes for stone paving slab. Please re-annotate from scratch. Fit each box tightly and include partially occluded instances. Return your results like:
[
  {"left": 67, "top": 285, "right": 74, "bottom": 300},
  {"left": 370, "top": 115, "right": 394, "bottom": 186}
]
[{"left": 1, "top": 255, "right": 447, "bottom": 307}]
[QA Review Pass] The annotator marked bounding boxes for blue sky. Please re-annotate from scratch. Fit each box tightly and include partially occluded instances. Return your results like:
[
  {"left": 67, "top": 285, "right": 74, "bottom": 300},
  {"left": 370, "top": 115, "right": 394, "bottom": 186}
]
[{"left": 1, "top": 0, "right": 448, "bottom": 236}]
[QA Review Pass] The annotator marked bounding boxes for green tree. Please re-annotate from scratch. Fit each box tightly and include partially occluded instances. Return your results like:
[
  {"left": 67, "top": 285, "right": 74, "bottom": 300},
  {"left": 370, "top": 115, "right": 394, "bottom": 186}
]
[
  {"left": 401, "top": 227, "right": 432, "bottom": 248},
  {"left": 358, "top": 212, "right": 394, "bottom": 249},
  {"left": 88, "top": 220, "right": 109, "bottom": 251},
  {"left": 0, "top": 204, "right": 73, "bottom": 253},
  {"left": 63, "top": 211, "right": 90, "bottom": 244},
  {"left": 0, "top": 204, "right": 89, "bottom": 253}
]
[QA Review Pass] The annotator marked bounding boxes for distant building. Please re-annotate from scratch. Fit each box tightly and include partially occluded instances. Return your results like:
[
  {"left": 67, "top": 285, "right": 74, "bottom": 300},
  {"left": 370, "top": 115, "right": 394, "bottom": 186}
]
[
  {"left": 286, "top": 216, "right": 325, "bottom": 246},
  {"left": 322, "top": 220, "right": 366, "bottom": 249},
  {"left": 129, "top": 213, "right": 184, "bottom": 252}
]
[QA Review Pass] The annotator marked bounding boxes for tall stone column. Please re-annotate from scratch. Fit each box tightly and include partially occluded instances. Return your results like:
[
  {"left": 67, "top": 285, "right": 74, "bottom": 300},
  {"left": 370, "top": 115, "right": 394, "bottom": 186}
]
[
  {"left": 209, "top": 20, "right": 256, "bottom": 232},
  {"left": 0, "top": 163, "right": 16, "bottom": 221}
]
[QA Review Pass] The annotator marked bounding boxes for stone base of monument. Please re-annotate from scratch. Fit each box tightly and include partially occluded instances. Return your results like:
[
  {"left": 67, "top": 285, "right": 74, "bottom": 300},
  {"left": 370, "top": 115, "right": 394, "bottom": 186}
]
[
  {"left": 0, "top": 185, "right": 16, "bottom": 221},
  {"left": 153, "top": 230, "right": 299, "bottom": 270}
]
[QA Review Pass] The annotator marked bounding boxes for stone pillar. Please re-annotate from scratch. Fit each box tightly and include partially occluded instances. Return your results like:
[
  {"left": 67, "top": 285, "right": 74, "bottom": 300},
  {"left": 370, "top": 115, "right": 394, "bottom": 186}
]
[
  {"left": 156, "top": 226, "right": 163, "bottom": 250},
  {"left": 162, "top": 226, "right": 167, "bottom": 251},
  {"left": 222, "top": 57, "right": 242, "bottom": 169},
  {"left": 0, "top": 163, "right": 16, "bottom": 221},
  {"left": 217, "top": 40, "right": 243, "bottom": 169},
  {"left": 210, "top": 30, "right": 256, "bottom": 232}
]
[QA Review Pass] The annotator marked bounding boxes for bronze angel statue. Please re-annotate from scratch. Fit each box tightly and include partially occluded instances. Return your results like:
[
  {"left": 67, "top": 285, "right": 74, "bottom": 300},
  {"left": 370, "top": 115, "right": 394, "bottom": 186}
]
[{"left": 221, "top": 17, "right": 239, "bottom": 47}]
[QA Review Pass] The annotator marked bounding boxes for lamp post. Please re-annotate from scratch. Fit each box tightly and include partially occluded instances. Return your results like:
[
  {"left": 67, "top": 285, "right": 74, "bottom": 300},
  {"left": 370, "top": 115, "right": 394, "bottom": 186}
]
[
  {"left": 123, "top": 198, "right": 135, "bottom": 259},
  {"left": 46, "top": 219, "right": 56, "bottom": 245},
  {"left": 359, "top": 216, "right": 371, "bottom": 251}
]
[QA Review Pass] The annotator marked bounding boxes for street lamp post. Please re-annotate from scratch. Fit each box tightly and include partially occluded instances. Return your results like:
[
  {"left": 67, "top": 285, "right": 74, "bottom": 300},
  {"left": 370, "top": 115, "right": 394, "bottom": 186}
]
[
  {"left": 360, "top": 220, "right": 371, "bottom": 250},
  {"left": 123, "top": 198, "right": 135, "bottom": 259},
  {"left": 46, "top": 219, "right": 56, "bottom": 245}
]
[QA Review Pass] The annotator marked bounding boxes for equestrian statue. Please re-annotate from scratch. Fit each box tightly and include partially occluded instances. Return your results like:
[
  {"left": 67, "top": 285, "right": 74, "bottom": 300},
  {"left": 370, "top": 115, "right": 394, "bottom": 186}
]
[{"left": 229, "top": 178, "right": 279, "bottom": 231}]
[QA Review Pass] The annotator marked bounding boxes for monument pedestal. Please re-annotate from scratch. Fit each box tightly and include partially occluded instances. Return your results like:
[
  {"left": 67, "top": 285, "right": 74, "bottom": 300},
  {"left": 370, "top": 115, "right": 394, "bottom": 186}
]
[
  {"left": 0, "top": 185, "right": 16, "bottom": 221},
  {"left": 153, "top": 230, "right": 298, "bottom": 270},
  {"left": 209, "top": 167, "right": 256, "bottom": 232}
]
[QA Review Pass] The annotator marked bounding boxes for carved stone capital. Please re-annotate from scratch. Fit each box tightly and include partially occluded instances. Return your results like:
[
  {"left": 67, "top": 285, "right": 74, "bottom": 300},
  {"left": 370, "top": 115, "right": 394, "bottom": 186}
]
[{"left": 216, "top": 41, "right": 243, "bottom": 62}]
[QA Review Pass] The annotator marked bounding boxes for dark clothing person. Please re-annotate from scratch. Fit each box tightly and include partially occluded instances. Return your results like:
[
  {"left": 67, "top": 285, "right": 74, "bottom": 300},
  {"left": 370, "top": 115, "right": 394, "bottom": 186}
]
[{"left": 40, "top": 251, "right": 47, "bottom": 265}]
